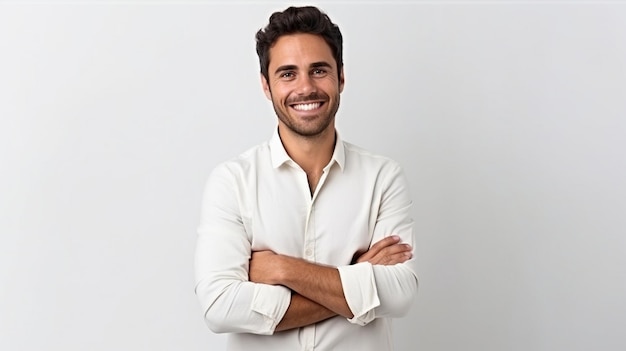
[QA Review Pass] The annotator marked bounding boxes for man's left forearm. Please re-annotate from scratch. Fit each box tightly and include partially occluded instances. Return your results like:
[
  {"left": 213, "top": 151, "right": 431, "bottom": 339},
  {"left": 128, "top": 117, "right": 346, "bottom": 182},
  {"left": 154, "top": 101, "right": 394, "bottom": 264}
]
[{"left": 274, "top": 292, "right": 337, "bottom": 332}]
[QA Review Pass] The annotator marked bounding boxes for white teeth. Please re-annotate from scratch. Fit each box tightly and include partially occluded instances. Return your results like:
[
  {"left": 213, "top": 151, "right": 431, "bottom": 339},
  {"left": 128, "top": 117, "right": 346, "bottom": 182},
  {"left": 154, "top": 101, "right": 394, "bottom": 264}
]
[{"left": 292, "top": 102, "right": 321, "bottom": 111}]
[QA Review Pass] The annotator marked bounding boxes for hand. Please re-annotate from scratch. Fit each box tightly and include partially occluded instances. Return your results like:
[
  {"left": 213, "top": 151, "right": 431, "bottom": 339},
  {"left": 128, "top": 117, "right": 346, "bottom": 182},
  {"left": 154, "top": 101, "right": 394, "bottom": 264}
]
[
  {"left": 249, "top": 250, "right": 283, "bottom": 285},
  {"left": 353, "top": 235, "right": 412, "bottom": 265}
]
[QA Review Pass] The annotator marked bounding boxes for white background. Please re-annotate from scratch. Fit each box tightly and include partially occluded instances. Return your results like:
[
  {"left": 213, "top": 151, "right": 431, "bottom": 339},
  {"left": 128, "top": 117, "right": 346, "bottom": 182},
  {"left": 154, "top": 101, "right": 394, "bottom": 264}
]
[{"left": 1, "top": 1, "right": 625, "bottom": 350}]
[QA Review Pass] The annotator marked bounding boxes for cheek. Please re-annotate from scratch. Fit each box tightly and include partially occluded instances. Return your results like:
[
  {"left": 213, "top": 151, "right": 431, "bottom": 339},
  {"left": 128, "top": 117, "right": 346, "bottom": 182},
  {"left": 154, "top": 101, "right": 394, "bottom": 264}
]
[
  {"left": 272, "top": 88, "right": 292, "bottom": 104},
  {"left": 320, "top": 80, "right": 341, "bottom": 94}
]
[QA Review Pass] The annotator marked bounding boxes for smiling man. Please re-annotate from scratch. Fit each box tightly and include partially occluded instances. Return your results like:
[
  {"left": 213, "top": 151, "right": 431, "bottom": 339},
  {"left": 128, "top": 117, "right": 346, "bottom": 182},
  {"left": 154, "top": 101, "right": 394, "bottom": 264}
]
[{"left": 195, "top": 6, "right": 418, "bottom": 351}]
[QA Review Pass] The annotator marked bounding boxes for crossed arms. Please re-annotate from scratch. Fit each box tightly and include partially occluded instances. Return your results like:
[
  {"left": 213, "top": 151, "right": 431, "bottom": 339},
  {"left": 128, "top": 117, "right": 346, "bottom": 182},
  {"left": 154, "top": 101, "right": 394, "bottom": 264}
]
[{"left": 250, "top": 235, "right": 413, "bottom": 331}]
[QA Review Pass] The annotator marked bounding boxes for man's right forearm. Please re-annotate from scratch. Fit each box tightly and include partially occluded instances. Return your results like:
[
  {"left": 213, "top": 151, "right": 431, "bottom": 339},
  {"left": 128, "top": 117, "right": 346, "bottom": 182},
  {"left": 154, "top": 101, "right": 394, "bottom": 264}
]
[{"left": 275, "top": 293, "right": 336, "bottom": 332}]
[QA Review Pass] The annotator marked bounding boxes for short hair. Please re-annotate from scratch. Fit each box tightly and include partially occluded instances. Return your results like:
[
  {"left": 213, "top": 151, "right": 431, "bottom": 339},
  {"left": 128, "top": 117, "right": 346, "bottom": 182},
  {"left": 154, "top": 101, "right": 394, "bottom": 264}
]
[{"left": 255, "top": 6, "right": 343, "bottom": 81}]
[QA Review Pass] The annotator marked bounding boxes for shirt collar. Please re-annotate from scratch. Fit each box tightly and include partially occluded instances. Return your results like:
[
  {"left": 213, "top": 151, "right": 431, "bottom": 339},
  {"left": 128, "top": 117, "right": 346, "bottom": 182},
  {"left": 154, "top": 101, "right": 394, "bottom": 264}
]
[
  {"left": 330, "top": 132, "right": 346, "bottom": 172},
  {"left": 270, "top": 128, "right": 292, "bottom": 168},
  {"left": 269, "top": 127, "right": 346, "bottom": 172}
]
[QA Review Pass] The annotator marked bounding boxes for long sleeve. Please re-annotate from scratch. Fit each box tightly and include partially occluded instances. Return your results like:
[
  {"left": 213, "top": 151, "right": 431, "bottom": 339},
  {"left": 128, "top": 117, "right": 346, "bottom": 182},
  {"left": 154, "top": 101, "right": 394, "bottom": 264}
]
[
  {"left": 194, "top": 164, "right": 291, "bottom": 335},
  {"left": 337, "top": 163, "right": 419, "bottom": 325}
]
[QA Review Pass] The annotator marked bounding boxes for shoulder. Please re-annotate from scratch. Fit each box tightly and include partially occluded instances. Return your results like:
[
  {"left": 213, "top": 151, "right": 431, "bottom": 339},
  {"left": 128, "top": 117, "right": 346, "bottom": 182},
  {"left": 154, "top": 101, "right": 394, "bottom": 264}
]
[
  {"left": 342, "top": 141, "right": 404, "bottom": 172},
  {"left": 339, "top": 141, "right": 410, "bottom": 194},
  {"left": 209, "top": 141, "right": 271, "bottom": 181}
]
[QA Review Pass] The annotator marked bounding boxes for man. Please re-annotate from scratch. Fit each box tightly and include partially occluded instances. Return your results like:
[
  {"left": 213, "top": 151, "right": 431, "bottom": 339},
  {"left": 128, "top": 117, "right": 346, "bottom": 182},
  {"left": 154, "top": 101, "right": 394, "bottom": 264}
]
[{"left": 195, "top": 6, "right": 418, "bottom": 350}]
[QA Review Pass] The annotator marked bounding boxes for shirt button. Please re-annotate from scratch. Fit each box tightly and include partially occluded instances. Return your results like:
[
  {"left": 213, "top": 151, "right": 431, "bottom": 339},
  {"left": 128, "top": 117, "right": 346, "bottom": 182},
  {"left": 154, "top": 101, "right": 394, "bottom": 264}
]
[{"left": 305, "top": 248, "right": 313, "bottom": 257}]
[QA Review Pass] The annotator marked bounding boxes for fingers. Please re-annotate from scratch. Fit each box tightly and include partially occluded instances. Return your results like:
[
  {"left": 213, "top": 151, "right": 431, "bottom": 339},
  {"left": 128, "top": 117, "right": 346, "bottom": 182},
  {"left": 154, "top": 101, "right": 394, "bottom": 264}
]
[
  {"left": 369, "top": 243, "right": 412, "bottom": 265},
  {"left": 357, "top": 235, "right": 400, "bottom": 262},
  {"left": 249, "top": 250, "right": 280, "bottom": 284},
  {"left": 371, "top": 235, "right": 402, "bottom": 251},
  {"left": 356, "top": 235, "right": 413, "bottom": 265},
  {"left": 373, "top": 247, "right": 412, "bottom": 265}
]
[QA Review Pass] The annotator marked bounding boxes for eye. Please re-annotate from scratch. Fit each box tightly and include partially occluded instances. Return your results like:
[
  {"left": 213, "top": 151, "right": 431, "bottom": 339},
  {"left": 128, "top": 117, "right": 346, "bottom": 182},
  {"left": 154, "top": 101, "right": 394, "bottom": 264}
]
[
  {"left": 312, "top": 68, "right": 327, "bottom": 77},
  {"left": 280, "top": 71, "right": 295, "bottom": 79}
]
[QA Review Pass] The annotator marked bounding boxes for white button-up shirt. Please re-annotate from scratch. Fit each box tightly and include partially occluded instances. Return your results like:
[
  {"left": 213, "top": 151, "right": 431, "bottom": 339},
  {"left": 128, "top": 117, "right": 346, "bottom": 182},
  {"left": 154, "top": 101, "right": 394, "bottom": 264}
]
[{"left": 195, "top": 130, "right": 418, "bottom": 351}]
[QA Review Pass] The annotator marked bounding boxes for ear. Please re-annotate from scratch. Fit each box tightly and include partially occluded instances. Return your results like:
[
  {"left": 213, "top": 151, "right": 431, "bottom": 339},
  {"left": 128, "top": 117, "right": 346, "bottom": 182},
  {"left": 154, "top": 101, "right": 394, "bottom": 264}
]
[
  {"left": 261, "top": 74, "right": 272, "bottom": 100},
  {"left": 339, "top": 67, "right": 345, "bottom": 93}
]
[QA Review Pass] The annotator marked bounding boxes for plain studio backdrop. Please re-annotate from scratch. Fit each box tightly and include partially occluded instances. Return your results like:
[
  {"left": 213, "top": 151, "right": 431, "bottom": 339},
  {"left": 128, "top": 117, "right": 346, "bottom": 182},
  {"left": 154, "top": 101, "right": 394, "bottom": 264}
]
[{"left": 1, "top": 1, "right": 625, "bottom": 350}]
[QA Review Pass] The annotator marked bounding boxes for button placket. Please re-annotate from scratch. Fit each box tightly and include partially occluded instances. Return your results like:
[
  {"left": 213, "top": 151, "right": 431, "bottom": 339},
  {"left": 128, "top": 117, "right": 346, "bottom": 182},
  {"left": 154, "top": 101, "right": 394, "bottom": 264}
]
[{"left": 304, "top": 205, "right": 316, "bottom": 261}]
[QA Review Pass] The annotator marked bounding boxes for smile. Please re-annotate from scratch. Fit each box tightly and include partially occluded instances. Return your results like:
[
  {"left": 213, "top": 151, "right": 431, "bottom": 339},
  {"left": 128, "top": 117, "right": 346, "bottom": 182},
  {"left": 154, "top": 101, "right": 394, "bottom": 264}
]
[{"left": 291, "top": 102, "right": 323, "bottom": 111}]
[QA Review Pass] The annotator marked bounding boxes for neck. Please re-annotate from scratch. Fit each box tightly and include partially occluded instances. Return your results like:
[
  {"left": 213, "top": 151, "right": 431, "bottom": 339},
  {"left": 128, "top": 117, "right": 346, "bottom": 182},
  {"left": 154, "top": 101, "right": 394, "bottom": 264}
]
[{"left": 278, "top": 123, "right": 336, "bottom": 176}]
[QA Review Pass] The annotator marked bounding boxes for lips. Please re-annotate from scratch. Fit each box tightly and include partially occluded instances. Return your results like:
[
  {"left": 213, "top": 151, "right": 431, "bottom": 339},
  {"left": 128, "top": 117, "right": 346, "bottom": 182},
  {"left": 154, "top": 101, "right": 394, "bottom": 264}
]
[{"left": 291, "top": 102, "right": 324, "bottom": 111}]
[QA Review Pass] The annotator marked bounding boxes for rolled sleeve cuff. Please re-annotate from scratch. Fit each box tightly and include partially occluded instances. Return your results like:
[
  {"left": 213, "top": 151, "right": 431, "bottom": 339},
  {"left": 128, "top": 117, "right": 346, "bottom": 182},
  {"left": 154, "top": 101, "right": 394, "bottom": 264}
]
[
  {"left": 251, "top": 283, "right": 292, "bottom": 334},
  {"left": 337, "top": 262, "right": 380, "bottom": 326}
]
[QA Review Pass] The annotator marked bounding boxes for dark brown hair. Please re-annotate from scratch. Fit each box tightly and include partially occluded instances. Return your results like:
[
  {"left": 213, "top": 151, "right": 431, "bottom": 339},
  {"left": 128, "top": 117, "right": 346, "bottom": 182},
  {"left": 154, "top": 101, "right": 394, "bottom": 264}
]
[{"left": 255, "top": 6, "right": 343, "bottom": 81}]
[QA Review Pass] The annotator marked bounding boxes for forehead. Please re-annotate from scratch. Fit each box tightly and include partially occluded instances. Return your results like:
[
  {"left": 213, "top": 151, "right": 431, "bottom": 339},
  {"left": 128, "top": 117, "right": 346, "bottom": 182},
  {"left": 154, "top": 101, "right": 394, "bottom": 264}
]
[{"left": 268, "top": 33, "right": 336, "bottom": 70}]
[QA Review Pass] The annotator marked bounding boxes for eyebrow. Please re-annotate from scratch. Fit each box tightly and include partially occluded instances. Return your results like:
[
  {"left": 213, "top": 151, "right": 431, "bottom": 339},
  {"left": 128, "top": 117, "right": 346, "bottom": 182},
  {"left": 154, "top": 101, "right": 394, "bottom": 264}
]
[
  {"left": 310, "top": 61, "right": 332, "bottom": 69},
  {"left": 273, "top": 61, "right": 333, "bottom": 75},
  {"left": 274, "top": 65, "right": 298, "bottom": 75}
]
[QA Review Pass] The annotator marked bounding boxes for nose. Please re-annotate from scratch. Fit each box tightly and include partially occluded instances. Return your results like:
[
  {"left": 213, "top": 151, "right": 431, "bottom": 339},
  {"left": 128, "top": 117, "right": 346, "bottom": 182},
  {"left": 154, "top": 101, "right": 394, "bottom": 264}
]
[{"left": 295, "top": 74, "right": 316, "bottom": 95}]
